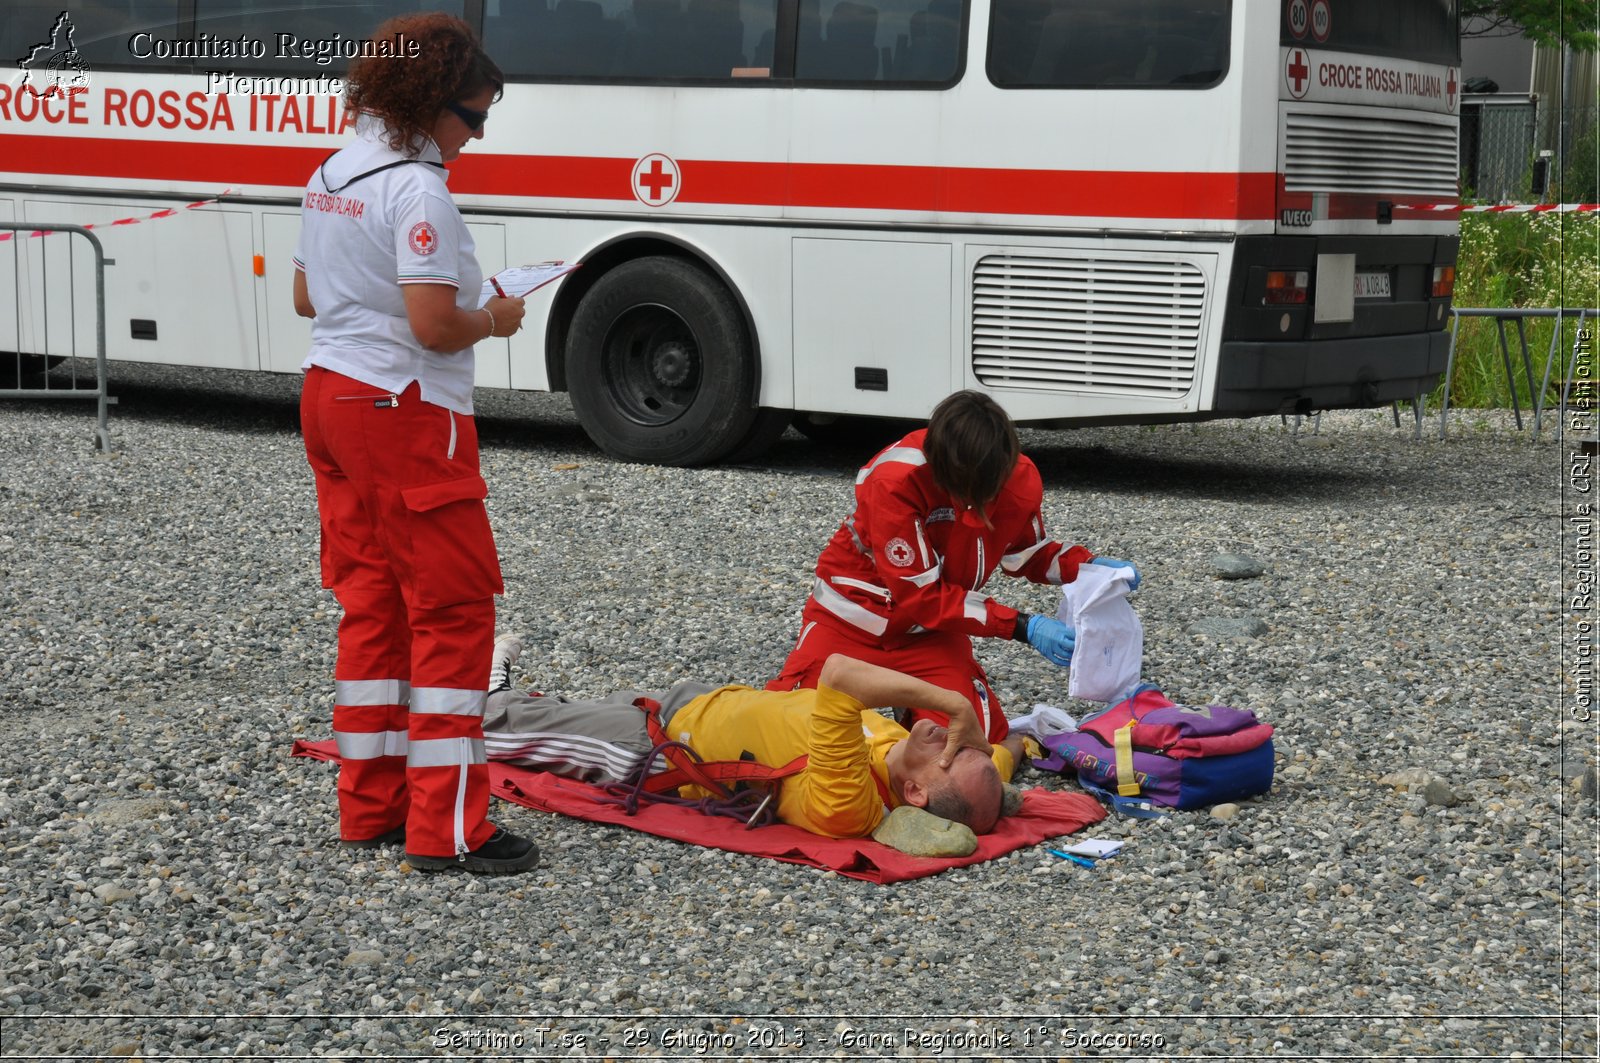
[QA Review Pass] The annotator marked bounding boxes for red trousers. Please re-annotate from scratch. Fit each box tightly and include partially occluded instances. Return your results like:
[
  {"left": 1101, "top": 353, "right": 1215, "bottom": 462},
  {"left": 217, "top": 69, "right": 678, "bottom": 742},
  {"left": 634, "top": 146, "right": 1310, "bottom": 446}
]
[
  {"left": 766, "top": 604, "right": 1011, "bottom": 742},
  {"left": 301, "top": 367, "right": 504, "bottom": 857}
]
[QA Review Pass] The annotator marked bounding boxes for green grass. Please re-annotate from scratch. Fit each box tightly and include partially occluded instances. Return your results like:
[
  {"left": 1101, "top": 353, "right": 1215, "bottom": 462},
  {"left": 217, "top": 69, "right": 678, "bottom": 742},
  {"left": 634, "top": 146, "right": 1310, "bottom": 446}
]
[{"left": 1443, "top": 212, "right": 1599, "bottom": 408}]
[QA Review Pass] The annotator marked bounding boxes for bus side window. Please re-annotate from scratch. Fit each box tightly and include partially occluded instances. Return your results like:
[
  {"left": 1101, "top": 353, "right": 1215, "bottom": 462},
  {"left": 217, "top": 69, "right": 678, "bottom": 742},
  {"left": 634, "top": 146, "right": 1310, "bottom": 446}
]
[
  {"left": 892, "top": 0, "right": 958, "bottom": 81},
  {"left": 985, "top": 0, "right": 1045, "bottom": 86},
  {"left": 803, "top": 0, "right": 880, "bottom": 81},
  {"left": 488, "top": 2, "right": 554, "bottom": 72},
  {"left": 682, "top": 0, "right": 746, "bottom": 76},
  {"left": 752, "top": 27, "right": 775, "bottom": 68},
  {"left": 3, "top": 0, "right": 183, "bottom": 69},
  {"left": 616, "top": 0, "right": 686, "bottom": 77},
  {"left": 1028, "top": 3, "right": 1143, "bottom": 86},
  {"left": 1158, "top": 1, "right": 1230, "bottom": 86},
  {"left": 543, "top": 0, "right": 624, "bottom": 75},
  {"left": 995, "top": 0, "right": 1228, "bottom": 89}
]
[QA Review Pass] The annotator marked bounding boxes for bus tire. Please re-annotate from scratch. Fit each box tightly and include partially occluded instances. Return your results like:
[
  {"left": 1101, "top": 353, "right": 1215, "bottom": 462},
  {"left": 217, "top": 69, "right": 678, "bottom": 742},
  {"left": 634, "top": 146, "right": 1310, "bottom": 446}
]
[
  {"left": 721, "top": 407, "right": 793, "bottom": 464},
  {"left": 566, "top": 256, "right": 759, "bottom": 466}
]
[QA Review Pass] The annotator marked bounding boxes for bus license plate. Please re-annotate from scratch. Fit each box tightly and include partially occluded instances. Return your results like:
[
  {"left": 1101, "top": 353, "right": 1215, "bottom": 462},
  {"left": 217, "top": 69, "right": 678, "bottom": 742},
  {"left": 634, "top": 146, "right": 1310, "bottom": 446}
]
[{"left": 1354, "top": 271, "right": 1391, "bottom": 299}]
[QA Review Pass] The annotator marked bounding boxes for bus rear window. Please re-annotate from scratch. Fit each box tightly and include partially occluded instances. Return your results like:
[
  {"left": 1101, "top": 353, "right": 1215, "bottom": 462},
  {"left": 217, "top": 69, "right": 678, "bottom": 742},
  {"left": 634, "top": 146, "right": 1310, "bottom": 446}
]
[
  {"left": 1280, "top": 0, "right": 1458, "bottom": 66},
  {"left": 988, "top": 0, "right": 1229, "bottom": 89}
]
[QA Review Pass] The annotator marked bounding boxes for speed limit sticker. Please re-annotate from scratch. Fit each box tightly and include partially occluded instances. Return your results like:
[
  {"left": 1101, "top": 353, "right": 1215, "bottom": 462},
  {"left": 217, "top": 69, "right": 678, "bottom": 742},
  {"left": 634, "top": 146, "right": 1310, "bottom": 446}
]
[{"left": 1287, "top": 0, "right": 1309, "bottom": 39}]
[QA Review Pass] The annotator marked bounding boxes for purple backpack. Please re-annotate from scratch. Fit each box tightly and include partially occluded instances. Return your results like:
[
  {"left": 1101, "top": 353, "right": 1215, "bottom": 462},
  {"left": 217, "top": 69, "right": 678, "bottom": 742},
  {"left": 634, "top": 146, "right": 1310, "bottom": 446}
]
[{"left": 1032, "top": 684, "right": 1275, "bottom": 812}]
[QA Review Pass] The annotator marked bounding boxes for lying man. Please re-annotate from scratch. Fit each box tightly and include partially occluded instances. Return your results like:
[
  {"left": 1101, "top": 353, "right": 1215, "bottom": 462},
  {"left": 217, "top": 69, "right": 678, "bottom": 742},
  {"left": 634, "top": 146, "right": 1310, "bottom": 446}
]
[{"left": 481, "top": 637, "right": 1026, "bottom": 849}]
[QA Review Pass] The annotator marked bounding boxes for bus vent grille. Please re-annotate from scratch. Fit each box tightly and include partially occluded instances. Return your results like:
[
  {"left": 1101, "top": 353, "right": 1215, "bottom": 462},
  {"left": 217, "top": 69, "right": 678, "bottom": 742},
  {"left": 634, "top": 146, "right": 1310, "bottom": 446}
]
[
  {"left": 1283, "top": 109, "right": 1459, "bottom": 196},
  {"left": 971, "top": 254, "right": 1203, "bottom": 395}
]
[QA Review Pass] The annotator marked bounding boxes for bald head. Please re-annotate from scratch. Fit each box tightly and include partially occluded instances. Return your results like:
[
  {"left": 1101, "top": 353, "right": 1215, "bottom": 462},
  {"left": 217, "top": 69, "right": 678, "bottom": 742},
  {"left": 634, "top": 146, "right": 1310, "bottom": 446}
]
[{"left": 922, "top": 748, "right": 1003, "bottom": 834}]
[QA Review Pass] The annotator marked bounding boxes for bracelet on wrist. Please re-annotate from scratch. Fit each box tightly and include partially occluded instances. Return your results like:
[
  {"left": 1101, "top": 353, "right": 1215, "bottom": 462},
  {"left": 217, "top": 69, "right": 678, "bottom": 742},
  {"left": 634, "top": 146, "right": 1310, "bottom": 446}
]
[
  {"left": 1013, "top": 613, "right": 1033, "bottom": 642},
  {"left": 480, "top": 306, "right": 497, "bottom": 338}
]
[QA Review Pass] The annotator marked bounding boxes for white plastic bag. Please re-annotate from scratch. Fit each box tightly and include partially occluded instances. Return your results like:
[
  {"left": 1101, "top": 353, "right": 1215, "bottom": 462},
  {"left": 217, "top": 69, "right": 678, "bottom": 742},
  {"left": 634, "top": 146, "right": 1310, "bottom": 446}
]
[{"left": 1057, "top": 562, "right": 1143, "bottom": 703}]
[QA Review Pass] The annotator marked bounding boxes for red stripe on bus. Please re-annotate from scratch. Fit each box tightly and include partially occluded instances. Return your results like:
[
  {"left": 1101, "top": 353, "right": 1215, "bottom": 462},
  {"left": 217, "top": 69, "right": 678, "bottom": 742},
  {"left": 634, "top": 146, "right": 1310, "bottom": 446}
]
[
  {"left": 0, "top": 133, "right": 327, "bottom": 187},
  {"left": 458, "top": 155, "right": 1281, "bottom": 218},
  {"left": 5, "top": 133, "right": 1280, "bottom": 219}
]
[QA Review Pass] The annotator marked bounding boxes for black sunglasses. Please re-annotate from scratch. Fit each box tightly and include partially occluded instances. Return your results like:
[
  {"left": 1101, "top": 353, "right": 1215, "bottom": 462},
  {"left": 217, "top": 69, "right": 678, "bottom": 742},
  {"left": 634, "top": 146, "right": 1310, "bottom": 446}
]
[{"left": 444, "top": 99, "right": 488, "bottom": 132}]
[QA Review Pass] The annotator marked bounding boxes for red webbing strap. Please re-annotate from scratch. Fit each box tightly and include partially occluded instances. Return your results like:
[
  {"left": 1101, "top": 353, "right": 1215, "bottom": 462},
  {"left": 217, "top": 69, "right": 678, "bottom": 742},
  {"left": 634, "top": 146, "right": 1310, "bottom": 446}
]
[
  {"left": 634, "top": 697, "right": 808, "bottom": 796},
  {"left": 645, "top": 756, "right": 810, "bottom": 795}
]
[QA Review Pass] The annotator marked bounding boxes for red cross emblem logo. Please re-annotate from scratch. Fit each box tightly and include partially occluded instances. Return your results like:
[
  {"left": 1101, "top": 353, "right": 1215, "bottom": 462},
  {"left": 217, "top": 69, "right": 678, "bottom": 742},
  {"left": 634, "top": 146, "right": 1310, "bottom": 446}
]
[
  {"left": 885, "top": 537, "right": 914, "bottom": 568},
  {"left": 1446, "top": 68, "right": 1458, "bottom": 111},
  {"left": 1285, "top": 48, "right": 1310, "bottom": 99},
  {"left": 632, "top": 153, "right": 681, "bottom": 207},
  {"left": 408, "top": 221, "right": 438, "bottom": 256}
]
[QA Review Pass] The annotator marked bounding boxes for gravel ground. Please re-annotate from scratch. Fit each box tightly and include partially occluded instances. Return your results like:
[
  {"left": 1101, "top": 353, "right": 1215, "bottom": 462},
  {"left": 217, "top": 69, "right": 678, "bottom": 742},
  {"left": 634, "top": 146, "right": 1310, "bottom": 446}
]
[{"left": 0, "top": 362, "right": 1593, "bottom": 1060}]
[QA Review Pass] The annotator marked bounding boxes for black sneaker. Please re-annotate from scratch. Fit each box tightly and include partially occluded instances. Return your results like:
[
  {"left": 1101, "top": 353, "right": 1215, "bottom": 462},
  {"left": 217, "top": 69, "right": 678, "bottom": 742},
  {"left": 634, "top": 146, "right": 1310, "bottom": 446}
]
[
  {"left": 341, "top": 825, "right": 405, "bottom": 849},
  {"left": 406, "top": 828, "right": 540, "bottom": 875}
]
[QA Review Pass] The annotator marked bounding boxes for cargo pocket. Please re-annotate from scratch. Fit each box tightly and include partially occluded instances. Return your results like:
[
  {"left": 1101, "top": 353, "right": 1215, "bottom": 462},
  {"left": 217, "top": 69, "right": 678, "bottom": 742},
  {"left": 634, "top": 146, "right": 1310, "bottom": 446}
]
[{"left": 399, "top": 474, "right": 505, "bottom": 608}]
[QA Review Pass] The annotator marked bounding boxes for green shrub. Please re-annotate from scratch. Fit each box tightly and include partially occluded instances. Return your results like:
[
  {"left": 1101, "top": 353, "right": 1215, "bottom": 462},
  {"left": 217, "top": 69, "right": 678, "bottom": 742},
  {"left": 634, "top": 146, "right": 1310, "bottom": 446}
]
[
  {"left": 1560, "top": 127, "right": 1598, "bottom": 205},
  {"left": 1443, "top": 211, "right": 1599, "bottom": 408}
]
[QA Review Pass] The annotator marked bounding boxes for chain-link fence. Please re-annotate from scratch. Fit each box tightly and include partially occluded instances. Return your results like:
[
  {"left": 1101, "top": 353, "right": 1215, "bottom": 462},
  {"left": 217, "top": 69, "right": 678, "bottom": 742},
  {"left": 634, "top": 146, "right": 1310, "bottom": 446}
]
[{"left": 1461, "top": 93, "right": 1538, "bottom": 201}]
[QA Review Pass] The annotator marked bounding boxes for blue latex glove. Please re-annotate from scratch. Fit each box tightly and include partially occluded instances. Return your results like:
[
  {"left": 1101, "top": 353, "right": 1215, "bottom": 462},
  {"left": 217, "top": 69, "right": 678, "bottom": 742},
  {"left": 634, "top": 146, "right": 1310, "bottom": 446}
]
[
  {"left": 1092, "top": 557, "right": 1141, "bottom": 592},
  {"left": 1026, "top": 615, "right": 1077, "bottom": 667}
]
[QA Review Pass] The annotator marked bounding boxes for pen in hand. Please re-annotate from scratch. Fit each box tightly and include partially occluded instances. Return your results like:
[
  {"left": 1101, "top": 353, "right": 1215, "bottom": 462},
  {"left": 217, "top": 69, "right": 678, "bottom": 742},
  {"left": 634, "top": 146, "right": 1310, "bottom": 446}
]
[{"left": 490, "top": 275, "right": 508, "bottom": 298}]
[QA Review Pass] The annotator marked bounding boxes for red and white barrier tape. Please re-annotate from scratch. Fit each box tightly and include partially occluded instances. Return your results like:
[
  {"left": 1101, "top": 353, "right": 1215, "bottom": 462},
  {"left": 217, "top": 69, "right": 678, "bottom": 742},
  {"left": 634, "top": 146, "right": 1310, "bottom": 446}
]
[
  {"left": 0, "top": 190, "right": 1589, "bottom": 243},
  {"left": 1411, "top": 202, "right": 1599, "bottom": 213},
  {"left": 0, "top": 190, "right": 235, "bottom": 242}
]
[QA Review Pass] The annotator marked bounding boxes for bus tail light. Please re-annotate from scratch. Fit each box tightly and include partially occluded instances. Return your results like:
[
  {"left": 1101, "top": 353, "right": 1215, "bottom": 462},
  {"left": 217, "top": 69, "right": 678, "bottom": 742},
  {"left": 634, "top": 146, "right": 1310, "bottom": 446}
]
[
  {"left": 1264, "top": 270, "right": 1309, "bottom": 305},
  {"left": 1431, "top": 265, "right": 1455, "bottom": 298}
]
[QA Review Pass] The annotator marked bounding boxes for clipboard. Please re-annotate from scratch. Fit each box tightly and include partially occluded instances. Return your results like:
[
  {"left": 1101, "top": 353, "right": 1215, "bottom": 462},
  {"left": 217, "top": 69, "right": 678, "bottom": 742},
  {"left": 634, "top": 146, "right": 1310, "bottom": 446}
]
[{"left": 478, "top": 261, "right": 582, "bottom": 305}]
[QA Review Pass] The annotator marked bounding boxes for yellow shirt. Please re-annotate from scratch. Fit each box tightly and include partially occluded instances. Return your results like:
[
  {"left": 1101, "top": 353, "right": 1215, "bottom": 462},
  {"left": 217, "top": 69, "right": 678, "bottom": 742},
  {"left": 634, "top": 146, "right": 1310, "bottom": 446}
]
[
  {"left": 664, "top": 684, "right": 898, "bottom": 838},
  {"left": 664, "top": 683, "right": 1015, "bottom": 838}
]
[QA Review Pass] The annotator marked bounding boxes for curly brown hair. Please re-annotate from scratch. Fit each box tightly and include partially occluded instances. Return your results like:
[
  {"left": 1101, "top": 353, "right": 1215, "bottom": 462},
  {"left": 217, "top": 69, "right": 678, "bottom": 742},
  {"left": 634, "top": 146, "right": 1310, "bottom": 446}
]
[{"left": 344, "top": 13, "right": 503, "bottom": 157}]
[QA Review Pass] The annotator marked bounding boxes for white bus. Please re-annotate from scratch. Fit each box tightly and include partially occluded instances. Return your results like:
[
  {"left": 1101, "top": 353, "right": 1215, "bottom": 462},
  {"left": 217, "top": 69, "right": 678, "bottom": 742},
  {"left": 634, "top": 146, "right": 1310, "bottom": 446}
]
[{"left": 1, "top": 0, "right": 1460, "bottom": 464}]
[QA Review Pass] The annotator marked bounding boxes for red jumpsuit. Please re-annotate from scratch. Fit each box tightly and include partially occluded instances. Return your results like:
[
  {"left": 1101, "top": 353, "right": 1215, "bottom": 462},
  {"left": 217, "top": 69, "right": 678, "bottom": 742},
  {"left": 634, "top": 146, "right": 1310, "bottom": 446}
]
[{"left": 768, "top": 429, "right": 1091, "bottom": 741}]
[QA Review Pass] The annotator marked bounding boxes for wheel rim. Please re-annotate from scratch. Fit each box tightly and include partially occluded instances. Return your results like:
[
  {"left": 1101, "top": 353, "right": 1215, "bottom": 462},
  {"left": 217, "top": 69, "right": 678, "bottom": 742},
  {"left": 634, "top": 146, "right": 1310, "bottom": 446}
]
[{"left": 598, "top": 302, "right": 702, "bottom": 427}]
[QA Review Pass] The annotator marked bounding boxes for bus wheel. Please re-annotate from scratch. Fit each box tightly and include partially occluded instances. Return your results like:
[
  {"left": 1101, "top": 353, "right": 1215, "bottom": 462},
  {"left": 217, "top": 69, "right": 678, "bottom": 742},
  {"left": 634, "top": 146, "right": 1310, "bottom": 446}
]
[
  {"left": 721, "top": 407, "right": 794, "bottom": 464},
  {"left": 566, "top": 256, "right": 761, "bottom": 466}
]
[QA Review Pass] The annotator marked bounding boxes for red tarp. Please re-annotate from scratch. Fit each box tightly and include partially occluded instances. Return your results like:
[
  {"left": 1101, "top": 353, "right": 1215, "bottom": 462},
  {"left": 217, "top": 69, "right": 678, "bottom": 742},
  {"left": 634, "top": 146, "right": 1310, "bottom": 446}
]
[{"left": 293, "top": 739, "right": 1105, "bottom": 884}]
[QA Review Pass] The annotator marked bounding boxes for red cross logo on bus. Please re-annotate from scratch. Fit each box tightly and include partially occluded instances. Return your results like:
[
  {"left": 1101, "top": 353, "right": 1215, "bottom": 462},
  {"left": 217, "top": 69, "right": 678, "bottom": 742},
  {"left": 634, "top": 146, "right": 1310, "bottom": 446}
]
[
  {"left": 632, "top": 153, "right": 681, "bottom": 206},
  {"left": 1446, "top": 68, "right": 1458, "bottom": 111},
  {"left": 1285, "top": 48, "right": 1310, "bottom": 99}
]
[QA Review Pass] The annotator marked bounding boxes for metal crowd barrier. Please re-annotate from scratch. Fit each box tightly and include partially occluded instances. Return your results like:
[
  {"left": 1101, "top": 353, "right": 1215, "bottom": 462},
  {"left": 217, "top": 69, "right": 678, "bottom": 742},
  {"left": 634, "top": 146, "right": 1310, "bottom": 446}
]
[
  {"left": 1442, "top": 306, "right": 1597, "bottom": 442},
  {"left": 0, "top": 222, "right": 115, "bottom": 452}
]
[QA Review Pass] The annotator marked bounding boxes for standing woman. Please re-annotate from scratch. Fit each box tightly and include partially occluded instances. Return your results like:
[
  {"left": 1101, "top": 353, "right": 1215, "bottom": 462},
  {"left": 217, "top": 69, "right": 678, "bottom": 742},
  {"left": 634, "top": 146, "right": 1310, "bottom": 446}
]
[{"left": 293, "top": 13, "right": 536, "bottom": 874}]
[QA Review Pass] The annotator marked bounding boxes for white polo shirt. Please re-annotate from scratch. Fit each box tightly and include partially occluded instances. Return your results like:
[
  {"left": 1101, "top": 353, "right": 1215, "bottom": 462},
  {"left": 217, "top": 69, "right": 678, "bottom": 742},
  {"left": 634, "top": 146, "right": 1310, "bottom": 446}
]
[{"left": 294, "top": 114, "right": 483, "bottom": 414}]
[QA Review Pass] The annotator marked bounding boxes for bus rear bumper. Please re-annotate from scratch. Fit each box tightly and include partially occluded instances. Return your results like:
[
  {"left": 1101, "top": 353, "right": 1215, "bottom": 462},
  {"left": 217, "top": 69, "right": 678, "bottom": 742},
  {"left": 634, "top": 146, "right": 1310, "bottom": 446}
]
[{"left": 1212, "top": 331, "right": 1450, "bottom": 414}]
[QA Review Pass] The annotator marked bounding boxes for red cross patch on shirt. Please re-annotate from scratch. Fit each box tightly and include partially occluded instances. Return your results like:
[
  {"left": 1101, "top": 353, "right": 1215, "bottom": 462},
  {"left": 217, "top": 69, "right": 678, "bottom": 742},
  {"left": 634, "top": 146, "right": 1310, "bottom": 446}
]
[{"left": 408, "top": 221, "right": 439, "bottom": 256}]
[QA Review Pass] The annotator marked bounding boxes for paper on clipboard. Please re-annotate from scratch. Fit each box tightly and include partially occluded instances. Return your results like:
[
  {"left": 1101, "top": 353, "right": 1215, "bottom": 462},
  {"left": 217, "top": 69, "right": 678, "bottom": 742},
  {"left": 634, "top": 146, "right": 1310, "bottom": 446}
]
[{"left": 478, "top": 261, "right": 582, "bottom": 305}]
